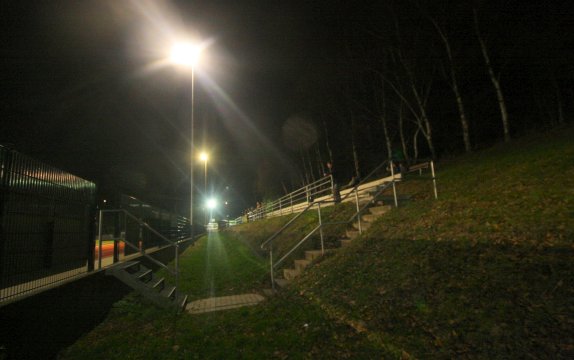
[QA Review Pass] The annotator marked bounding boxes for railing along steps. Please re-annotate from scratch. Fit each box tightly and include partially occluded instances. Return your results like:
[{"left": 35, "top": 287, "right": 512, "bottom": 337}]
[
  {"left": 107, "top": 260, "right": 187, "bottom": 311},
  {"left": 274, "top": 198, "right": 393, "bottom": 287}
]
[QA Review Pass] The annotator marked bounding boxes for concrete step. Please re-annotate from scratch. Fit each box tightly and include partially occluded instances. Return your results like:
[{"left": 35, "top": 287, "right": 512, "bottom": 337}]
[
  {"left": 283, "top": 268, "right": 300, "bottom": 280},
  {"left": 294, "top": 259, "right": 311, "bottom": 272},
  {"left": 275, "top": 278, "right": 290, "bottom": 288},
  {"left": 107, "top": 261, "right": 187, "bottom": 311},
  {"left": 369, "top": 205, "right": 392, "bottom": 215},
  {"left": 160, "top": 285, "right": 176, "bottom": 300},
  {"left": 305, "top": 249, "right": 324, "bottom": 261},
  {"left": 179, "top": 294, "right": 189, "bottom": 312},
  {"left": 362, "top": 213, "right": 378, "bottom": 223},
  {"left": 377, "top": 195, "right": 411, "bottom": 204},
  {"left": 151, "top": 277, "right": 165, "bottom": 291},
  {"left": 342, "top": 195, "right": 372, "bottom": 205},
  {"left": 346, "top": 229, "right": 360, "bottom": 239},
  {"left": 130, "top": 267, "right": 152, "bottom": 283},
  {"left": 340, "top": 239, "right": 353, "bottom": 247},
  {"left": 137, "top": 269, "right": 153, "bottom": 283},
  {"left": 353, "top": 220, "right": 371, "bottom": 231},
  {"left": 121, "top": 261, "right": 141, "bottom": 273}
]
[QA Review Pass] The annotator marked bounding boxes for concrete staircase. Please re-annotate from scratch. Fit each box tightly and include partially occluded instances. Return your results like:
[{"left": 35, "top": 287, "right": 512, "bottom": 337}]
[
  {"left": 107, "top": 261, "right": 188, "bottom": 311},
  {"left": 275, "top": 198, "right": 392, "bottom": 288}
]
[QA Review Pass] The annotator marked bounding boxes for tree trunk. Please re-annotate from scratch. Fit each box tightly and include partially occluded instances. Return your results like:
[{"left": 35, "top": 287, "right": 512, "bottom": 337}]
[
  {"left": 321, "top": 117, "right": 334, "bottom": 164},
  {"left": 410, "top": 82, "right": 437, "bottom": 159},
  {"left": 413, "top": 127, "right": 421, "bottom": 161},
  {"left": 306, "top": 149, "right": 316, "bottom": 183},
  {"left": 553, "top": 77, "right": 565, "bottom": 125},
  {"left": 300, "top": 151, "right": 310, "bottom": 184},
  {"left": 430, "top": 15, "right": 472, "bottom": 152},
  {"left": 315, "top": 144, "right": 325, "bottom": 177},
  {"left": 474, "top": 9, "right": 510, "bottom": 142},
  {"left": 379, "top": 76, "right": 393, "bottom": 159},
  {"left": 398, "top": 103, "right": 410, "bottom": 165},
  {"left": 453, "top": 77, "right": 472, "bottom": 152},
  {"left": 350, "top": 114, "right": 361, "bottom": 179},
  {"left": 351, "top": 112, "right": 361, "bottom": 179}
]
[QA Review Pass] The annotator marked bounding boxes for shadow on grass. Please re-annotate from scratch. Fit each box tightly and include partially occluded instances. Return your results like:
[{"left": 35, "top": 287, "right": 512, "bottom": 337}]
[
  {"left": 0, "top": 273, "right": 131, "bottom": 360},
  {"left": 298, "top": 237, "right": 574, "bottom": 358}
]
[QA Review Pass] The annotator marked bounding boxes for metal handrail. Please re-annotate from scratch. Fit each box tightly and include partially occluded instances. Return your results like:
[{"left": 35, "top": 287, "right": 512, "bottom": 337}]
[
  {"left": 273, "top": 223, "right": 322, "bottom": 269},
  {"left": 260, "top": 202, "right": 316, "bottom": 250},
  {"left": 339, "top": 160, "right": 391, "bottom": 202},
  {"left": 262, "top": 159, "right": 393, "bottom": 288},
  {"left": 262, "top": 159, "right": 438, "bottom": 289},
  {"left": 97, "top": 208, "right": 183, "bottom": 297},
  {"left": 249, "top": 176, "right": 333, "bottom": 221},
  {"left": 272, "top": 182, "right": 395, "bottom": 270}
]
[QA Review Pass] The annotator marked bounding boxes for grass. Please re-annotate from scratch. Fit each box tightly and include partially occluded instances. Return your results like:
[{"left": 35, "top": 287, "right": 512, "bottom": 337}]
[
  {"left": 169, "top": 231, "right": 269, "bottom": 300},
  {"left": 60, "top": 230, "right": 391, "bottom": 359},
  {"left": 61, "top": 125, "right": 574, "bottom": 359}
]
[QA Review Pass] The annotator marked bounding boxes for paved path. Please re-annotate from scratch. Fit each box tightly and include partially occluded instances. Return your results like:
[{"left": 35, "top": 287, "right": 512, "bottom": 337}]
[{"left": 186, "top": 293, "right": 265, "bottom": 314}]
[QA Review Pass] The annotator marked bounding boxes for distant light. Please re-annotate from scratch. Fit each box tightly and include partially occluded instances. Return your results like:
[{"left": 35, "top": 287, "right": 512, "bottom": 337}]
[
  {"left": 225, "top": 201, "right": 228, "bottom": 205},
  {"left": 206, "top": 198, "right": 217, "bottom": 209},
  {"left": 199, "top": 152, "right": 208, "bottom": 162},
  {"left": 103, "top": 199, "right": 107, "bottom": 203},
  {"left": 170, "top": 42, "right": 202, "bottom": 67}
]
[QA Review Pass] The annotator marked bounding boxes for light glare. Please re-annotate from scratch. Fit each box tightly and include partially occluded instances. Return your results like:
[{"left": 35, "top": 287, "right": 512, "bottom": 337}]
[
  {"left": 206, "top": 198, "right": 217, "bottom": 209},
  {"left": 170, "top": 42, "right": 201, "bottom": 67}
]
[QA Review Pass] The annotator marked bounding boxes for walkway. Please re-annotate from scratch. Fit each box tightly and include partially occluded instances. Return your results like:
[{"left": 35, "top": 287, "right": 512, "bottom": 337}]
[{"left": 185, "top": 293, "right": 265, "bottom": 314}]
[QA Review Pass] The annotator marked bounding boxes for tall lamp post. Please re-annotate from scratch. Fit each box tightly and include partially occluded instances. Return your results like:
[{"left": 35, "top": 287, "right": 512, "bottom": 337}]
[
  {"left": 169, "top": 42, "right": 203, "bottom": 236},
  {"left": 199, "top": 151, "right": 208, "bottom": 224}
]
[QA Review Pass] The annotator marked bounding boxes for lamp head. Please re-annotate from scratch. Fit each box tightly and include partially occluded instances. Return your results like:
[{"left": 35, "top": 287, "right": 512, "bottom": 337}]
[{"left": 170, "top": 42, "right": 202, "bottom": 67}]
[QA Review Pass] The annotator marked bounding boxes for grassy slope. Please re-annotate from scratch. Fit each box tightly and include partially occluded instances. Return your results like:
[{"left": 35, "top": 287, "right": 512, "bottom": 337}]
[
  {"left": 297, "top": 126, "right": 574, "bottom": 358},
  {"left": 61, "top": 127, "right": 573, "bottom": 359},
  {"left": 60, "top": 230, "right": 386, "bottom": 359}
]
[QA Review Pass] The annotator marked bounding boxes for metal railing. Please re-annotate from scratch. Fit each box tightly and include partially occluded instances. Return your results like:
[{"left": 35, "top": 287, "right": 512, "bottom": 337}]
[
  {"left": 97, "top": 209, "right": 195, "bottom": 298},
  {"left": 260, "top": 159, "right": 438, "bottom": 289},
  {"left": 0, "top": 145, "right": 96, "bottom": 306},
  {"left": 246, "top": 175, "right": 334, "bottom": 222}
]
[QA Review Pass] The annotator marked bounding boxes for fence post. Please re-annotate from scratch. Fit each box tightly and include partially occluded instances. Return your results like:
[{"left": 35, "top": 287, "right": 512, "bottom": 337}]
[
  {"left": 138, "top": 221, "right": 143, "bottom": 253},
  {"left": 318, "top": 202, "right": 324, "bottom": 255},
  {"left": 431, "top": 160, "right": 438, "bottom": 199},
  {"left": 354, "top": 187, "right": 362, "bottom": 234},
  {"left": 270, "top": 246, "right": 275, "bottom": 291},
  {"left": 113, "top": 212, "right": 119, "bottom": 263},
  {"left": 98, "top": 210, "right": 103, "bottom": 269},
  {"left": 174, "top": 242, "right": 179, "bottom": 298},
  {"left": 390, "top": 160, "right": 398, "bottom": 207}
]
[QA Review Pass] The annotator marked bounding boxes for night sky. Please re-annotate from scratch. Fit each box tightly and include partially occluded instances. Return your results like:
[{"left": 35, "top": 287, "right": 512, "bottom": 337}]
[
  {"left": 2, "top": 0, "right": 338, "bottom": 216},
  {"left": 2, "top": 1, "right": 573, "bottom": 217}
]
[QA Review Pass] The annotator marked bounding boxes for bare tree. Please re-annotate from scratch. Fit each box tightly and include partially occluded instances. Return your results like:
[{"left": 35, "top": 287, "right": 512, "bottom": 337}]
[
  {"left": 474, "top": 8, "right": 510, "bottom": 142},
  {"left": 427, "top": 14, "right": 472, "bottom": 152},
  {"left": 397, "top": 102, "right": 411, "bottom": 164},
  {"left": 375, "top": 71, "right": 394, "bottom": 160},
  {"left": 387, "top": 6, "right": 438, "bottom": 159}
]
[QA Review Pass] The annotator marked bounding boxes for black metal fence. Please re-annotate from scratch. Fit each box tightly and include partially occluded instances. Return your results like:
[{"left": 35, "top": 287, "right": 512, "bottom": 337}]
[
  {"left": 0, "top": 146, "right": 96, "bottom": 304},
  {"left": 0, "top": 146, "right": 192, "bottom": 305},
  {"left": 97, "top": 194, "right": 190, "bottom": 261}
]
